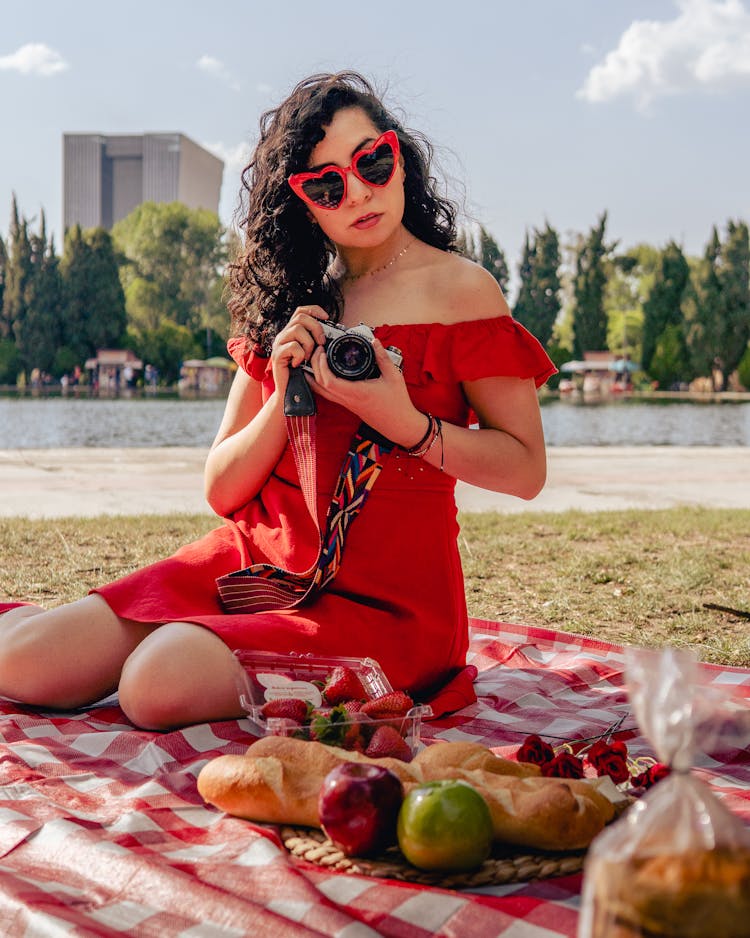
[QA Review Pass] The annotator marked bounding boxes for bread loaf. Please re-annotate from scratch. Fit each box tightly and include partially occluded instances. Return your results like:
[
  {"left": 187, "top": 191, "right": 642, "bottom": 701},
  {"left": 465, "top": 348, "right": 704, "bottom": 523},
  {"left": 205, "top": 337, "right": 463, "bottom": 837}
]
[
  {"left": 412, "top": 740, "right": 541, "bottom": 778},
  {"left": 198, "top": 736, "right": 616, "bottom": 850},
  {"left": 589, "top": 848, "right": 750, "bottom": 937},
  {"left": 430, "top": 766, "right": 615, "bottom": 850}
]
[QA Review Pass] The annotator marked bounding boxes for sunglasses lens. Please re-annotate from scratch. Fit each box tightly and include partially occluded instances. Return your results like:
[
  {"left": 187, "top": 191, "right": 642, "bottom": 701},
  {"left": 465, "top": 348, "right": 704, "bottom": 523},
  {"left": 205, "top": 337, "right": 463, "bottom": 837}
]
[
  {"left": 301, "top": 170, "right": 344, "bottom": 208},
  {"left": 355, "top": 140, "right": 396, "bottom": 186}
]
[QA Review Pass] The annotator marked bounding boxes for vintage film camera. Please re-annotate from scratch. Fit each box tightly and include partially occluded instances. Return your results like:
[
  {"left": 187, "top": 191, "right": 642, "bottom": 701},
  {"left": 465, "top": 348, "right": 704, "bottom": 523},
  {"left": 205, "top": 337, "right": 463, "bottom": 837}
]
[{"left": 304, "top": 322, "right": 403, "bottom": 381}]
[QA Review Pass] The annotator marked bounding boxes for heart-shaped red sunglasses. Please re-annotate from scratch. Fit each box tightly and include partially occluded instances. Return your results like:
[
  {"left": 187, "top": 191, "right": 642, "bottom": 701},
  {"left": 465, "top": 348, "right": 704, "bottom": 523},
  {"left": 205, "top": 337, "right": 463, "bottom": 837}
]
[{"left": 288, "top": 130, "right": 400, "bottom": 210}]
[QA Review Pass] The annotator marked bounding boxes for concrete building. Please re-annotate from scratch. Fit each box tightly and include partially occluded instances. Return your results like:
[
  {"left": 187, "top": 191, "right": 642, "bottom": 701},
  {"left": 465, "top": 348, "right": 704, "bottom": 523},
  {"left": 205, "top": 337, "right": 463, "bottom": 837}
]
[{"left": 63, "top": 133, "right": 223, "bottom": 231}]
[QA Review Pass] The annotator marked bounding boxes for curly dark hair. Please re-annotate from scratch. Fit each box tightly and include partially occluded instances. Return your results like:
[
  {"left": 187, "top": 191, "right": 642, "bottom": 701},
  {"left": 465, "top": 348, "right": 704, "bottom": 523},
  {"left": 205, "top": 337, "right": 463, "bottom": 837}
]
[{"left": 227, "top": 71, "right": 457, "bottom": 352}]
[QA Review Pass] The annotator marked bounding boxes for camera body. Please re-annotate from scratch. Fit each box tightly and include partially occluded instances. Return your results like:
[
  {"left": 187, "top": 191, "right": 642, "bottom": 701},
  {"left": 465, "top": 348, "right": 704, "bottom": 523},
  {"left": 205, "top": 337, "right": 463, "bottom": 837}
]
[{"left": 304, "top": 322, "right": 403, "bottom": 381}]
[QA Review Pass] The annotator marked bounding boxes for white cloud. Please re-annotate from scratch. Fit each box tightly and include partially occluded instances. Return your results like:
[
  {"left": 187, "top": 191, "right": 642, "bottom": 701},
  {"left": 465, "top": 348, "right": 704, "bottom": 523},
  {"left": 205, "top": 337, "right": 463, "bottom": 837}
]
[
  {"left": 0, "top": 42, "right": 69, "bottom": 77},
  {"left": 196, "top": 54, "right": 240, "bottom": 91},
  {"left": 577, "top": 0, "right": 750, "bottom": 109}
]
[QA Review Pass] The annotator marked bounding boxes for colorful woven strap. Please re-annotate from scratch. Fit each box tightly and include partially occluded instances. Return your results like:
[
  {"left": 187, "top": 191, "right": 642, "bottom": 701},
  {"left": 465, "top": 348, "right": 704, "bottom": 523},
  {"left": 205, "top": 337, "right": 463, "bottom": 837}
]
[{"left": 217, "top": 417, "right": 393, "bottom": 613}]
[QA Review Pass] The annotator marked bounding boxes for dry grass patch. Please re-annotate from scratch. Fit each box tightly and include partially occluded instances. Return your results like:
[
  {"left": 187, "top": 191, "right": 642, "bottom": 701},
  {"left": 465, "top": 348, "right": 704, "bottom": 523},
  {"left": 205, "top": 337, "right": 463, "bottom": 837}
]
[{"left": 1, "top": 508, "right": 748, "bottom": 667}]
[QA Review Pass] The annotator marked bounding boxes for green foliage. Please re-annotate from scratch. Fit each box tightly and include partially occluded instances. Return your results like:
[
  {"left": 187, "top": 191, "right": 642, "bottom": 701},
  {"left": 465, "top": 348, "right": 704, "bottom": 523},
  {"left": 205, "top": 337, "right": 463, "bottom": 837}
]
[
  {"left": 113, "top": 201, "right": 227, "bottom": 334},
  {"left": 572, "top": 212, "right": 612, "bottom": 356},
  {"left": 604, "top": 243, "right": 661, "bottom": 362},
  {"left": 0, "top": 337, "right": 20, "bottom": 384},
  {"left": 455, "top": 224, "right": 509, "bottom": 295},
  {"left": 641, "top": 242, "right": 690, "bottom": 383},
  {"left": 513, "top": 223, "right": 561, "bottom": 348},
  {"left": 59, "top": 225, "right": 127, "bottom": 366},
  {"left": 737, "top": 345, "right": 750, "bottom": 390},
  {"left": 129, "top": 320, "right": 203, "bottom": 385},
  {"left": 15, "top": 216, "right": 63, "bottom": 376},
  {"left": 720, "top": 221, "right": 750, "bottom": 383},
  {"left": 2, "top": 196, "right": 34, "bottom": 362},
  {"left": 648, "top": 323, "right": 689, "bottom": 389}
]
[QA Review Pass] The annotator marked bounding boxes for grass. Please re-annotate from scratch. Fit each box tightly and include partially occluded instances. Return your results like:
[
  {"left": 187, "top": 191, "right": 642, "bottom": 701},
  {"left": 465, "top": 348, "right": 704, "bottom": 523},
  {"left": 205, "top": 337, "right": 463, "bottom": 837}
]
[{"left": 1, "top": 508, "right": 749, "bottom": 667}]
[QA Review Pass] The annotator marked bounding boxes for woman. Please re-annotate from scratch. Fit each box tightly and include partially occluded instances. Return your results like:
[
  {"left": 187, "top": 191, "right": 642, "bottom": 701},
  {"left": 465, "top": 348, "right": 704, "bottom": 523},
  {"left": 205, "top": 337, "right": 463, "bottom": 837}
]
[{"left": 0, "top": 72, "right": 555, "bottom": 730}]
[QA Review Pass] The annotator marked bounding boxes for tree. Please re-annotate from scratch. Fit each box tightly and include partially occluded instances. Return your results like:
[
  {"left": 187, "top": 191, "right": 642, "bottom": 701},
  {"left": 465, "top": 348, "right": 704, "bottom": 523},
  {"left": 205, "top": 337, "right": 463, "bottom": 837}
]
[
  {"left": 476, "top": 226, "right": 509, "bottom": 295},
  {"left": 684, "top": 228, "right": 723, "bottom": 385},
  {"left": 15, "top": 212, "right": 63, "bottom": 376},
  {"left": 0, "top": 233, "right": 6, "bottom": 325},
  {"left": 604, "top": 243, "right": 661, "bottom": 363},
  {"left": 112, "top": 201, "right": 227, "bottom": 334},
  {"left": 717, "top": 220, "right": 749, "bottom": 388},
  {"left": 571, "top": 213, "right": 612, "bottom": 356},
  {"left": 513, "top": 223, "right": 561, "bottom": 348},
  {"left": 130, "top": 320, "right": 203, "bottom": 385},
  {"left": 686, "top": 221, "right": 750, "bottom": 390},
  {"left": 60, "top": 225, "right": 127, "bottom": 366},
  {"left": 2, "top": 196, "right": 34, "bottom": 376},
  {"left": 641, "top": 241, "right": 690, "bottom": 383},
  {"left": 455, "top": 224, "right": 509, "bottom": 296}
]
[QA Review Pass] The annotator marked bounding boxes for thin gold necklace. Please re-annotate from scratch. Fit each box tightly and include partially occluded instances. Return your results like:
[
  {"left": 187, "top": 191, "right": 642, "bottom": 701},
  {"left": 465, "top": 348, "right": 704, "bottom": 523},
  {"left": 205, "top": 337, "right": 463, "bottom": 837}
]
[{"left": 342, "top": 238, "right": 414, "bottom": 282}]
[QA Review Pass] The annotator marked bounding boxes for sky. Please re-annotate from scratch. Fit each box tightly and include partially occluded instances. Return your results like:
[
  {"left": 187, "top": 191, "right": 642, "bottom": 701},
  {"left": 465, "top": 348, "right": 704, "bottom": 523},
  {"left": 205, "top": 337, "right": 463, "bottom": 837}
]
[{"left": 1, "top": 0, "right": 749, "bottom": 300}]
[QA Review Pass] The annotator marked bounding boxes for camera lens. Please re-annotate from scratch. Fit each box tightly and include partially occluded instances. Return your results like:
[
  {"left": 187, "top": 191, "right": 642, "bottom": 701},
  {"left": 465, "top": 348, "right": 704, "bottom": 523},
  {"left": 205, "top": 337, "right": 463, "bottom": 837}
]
[{"left": 327, "top": 334, "right": 375, "bottom": 380}]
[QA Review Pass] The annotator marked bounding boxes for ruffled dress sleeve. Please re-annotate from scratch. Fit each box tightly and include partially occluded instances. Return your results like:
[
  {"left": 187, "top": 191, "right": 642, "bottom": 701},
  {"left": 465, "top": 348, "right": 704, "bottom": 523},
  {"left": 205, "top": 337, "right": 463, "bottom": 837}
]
[
  {"left": 378, "top": 316, "right": 557, "bottom": 388},
  {"left": 227, "top": 336, "right": 271, "bottom": 381}
]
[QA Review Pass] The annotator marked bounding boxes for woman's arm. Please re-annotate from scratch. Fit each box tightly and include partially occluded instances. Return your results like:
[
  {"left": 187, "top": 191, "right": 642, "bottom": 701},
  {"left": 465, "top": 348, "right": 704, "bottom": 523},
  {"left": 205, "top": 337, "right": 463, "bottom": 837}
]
[
  {"left": 419, "top": 374, "right": 547, "bottom": 498},
  {"left": 204, "top": 369, "right": 288, "bottom": 517},
  {"left": 204, "top": 307, "right": 330, "bottom": 517}
]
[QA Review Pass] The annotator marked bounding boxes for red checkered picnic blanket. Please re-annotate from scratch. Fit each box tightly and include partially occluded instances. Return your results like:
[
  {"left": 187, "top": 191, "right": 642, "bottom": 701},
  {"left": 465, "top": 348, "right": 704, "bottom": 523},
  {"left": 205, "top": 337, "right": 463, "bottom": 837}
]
[{"left": 0, "top": 619, "right": 748, "bottom": 937}]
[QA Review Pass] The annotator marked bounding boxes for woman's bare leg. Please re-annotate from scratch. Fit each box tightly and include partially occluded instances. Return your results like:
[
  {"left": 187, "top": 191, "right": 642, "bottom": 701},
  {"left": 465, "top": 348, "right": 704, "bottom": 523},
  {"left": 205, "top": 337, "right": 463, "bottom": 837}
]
[
  {"left": 118, "top": 621, "right": 245, "bottom": 730},
  {"left": 0, "top": 595, "right": 155, "bottom": 708}
]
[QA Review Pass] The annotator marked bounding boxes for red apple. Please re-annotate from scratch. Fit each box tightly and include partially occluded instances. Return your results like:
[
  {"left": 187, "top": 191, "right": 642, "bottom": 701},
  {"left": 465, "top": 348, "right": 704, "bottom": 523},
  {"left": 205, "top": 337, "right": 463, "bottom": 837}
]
[{"left": 318, "top": 762, "right": 404, "bottom": 857}]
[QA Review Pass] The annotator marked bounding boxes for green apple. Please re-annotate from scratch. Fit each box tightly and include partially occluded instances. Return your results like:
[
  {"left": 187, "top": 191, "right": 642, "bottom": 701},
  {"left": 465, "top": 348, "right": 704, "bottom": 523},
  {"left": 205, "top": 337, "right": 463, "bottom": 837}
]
[{"left": 397, "top": 779, "right": 493, "bottom": 872}]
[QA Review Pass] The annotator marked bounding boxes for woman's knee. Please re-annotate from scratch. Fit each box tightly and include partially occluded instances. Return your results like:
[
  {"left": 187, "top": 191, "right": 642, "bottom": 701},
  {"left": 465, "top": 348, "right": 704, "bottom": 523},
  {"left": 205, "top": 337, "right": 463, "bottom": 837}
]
[{"left": 118, "top": 622, "right": 242, "bottom": 730}]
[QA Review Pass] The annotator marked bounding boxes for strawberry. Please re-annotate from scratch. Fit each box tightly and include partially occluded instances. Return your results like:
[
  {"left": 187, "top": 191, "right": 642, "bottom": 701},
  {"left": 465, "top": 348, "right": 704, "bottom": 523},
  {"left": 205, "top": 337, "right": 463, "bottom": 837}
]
[
  {"left": 365, "top": 725, "right": 413, "bottom": 762},
  {"left": 361, "top": 691, "right": 413, "bottom": 719},
  {"left": 260, "top": 698, "right": 310, "bottom": 722},
  {"left": 323, "top": 666, "right": 367, "bottom": 706}
]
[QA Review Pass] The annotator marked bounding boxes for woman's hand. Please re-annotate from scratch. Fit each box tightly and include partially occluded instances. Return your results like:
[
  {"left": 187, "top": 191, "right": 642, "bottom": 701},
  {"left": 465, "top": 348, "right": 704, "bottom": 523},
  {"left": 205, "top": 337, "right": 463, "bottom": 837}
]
[
  {"left": 306, "top": 337, "right": 426, "bottom": 448},
  {"left": 270, "top": 306, "right": 329, "bottom": 397}
]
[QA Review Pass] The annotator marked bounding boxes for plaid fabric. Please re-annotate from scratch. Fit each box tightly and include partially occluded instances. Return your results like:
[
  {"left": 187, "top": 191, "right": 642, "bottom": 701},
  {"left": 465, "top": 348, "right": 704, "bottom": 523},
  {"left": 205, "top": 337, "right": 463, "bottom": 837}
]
[{"left": 0, "top": 619, "right": 747, "bottom": 937}]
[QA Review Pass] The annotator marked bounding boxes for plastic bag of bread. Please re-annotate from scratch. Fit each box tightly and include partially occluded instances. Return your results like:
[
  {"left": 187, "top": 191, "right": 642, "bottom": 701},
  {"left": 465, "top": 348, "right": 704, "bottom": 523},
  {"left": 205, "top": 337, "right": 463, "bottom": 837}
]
[{"left": 578, "top": 646, "right": 750, "bottom": 938}]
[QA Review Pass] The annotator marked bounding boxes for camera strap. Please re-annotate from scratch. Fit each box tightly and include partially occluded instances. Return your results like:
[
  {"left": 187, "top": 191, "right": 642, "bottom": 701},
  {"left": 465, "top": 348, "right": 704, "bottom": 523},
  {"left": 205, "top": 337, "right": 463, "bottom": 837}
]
[{"left": 216, "top": 367, "right": 395, "bottom": 613}]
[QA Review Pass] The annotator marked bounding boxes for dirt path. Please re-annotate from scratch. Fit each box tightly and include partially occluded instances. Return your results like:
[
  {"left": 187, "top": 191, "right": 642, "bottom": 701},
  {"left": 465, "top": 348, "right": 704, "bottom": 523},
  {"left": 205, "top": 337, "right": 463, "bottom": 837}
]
[{"left": 0, "top": 446, "right": 748, "bottom": 518}]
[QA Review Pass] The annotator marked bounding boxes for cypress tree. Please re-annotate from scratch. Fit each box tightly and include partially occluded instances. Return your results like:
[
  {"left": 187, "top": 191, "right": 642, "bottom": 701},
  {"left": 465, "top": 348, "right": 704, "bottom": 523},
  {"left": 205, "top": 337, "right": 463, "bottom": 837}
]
[
  {"left": 60, "top": 224, "right": 94, "bottom": 366},
  {"left": 0, "top": 234, "right": 6, "bottom": 324},
  {"left": 641, "top": 241, "right": 690, "bottom": 385},
  {"left": 15, "top": 212, "right": 63, "bottom": 376},
  {"left": 513, "top": 231, "right": 536, "bottom": 328},
  {"left": 572, "top": 213, "right": 611, "bottom": 357},
  {"left": 84, "top": 228, "right": 127, "bottom": 350},
  {"left": 718, "top": 220, "right": 750, "bottom": 388},
  {"left": 514, "top": 223, "right": 561, "bottom": 347},
  {"left": 2, "top": 196, "right": 34, "bottom": 377},
  {"left": 476, "top": 225, "right": 509, "bottom": 296},
  {"left": 684, "top": 228, "right": 722, "bottom": 384}
]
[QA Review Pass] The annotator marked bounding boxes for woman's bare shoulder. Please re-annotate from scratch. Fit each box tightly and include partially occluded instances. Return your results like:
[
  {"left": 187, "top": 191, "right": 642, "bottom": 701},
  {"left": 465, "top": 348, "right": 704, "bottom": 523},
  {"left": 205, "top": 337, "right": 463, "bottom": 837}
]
[{"left": 421, "top": 249, "right": 511, "bottom": 324}]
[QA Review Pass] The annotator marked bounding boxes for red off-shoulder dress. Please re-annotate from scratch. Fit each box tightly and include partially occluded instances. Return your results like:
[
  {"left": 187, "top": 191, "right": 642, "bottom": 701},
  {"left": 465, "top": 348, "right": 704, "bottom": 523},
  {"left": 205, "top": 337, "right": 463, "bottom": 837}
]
[{"left": 5, "top": 317, "right": 555, "bottom": 712}]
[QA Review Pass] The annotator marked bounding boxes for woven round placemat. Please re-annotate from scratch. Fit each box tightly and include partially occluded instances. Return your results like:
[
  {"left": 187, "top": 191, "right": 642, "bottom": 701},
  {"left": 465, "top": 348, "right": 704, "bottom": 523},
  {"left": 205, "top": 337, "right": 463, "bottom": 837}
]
[{"left": 280, "top": 826, "right": 586, "bottom": 888}]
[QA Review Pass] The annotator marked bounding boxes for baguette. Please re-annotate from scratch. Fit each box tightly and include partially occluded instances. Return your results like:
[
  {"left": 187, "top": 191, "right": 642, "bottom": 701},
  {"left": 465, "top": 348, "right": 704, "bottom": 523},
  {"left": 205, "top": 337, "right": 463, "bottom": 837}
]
[
  {"left": 412, "top": 741, "right": 541, "bottom": 778},
  {"left": 198, "top": 736, "right": 616, "bottom": 850},
  {"left": 429, "top": 766, "right": 615, "bottom": 850}
]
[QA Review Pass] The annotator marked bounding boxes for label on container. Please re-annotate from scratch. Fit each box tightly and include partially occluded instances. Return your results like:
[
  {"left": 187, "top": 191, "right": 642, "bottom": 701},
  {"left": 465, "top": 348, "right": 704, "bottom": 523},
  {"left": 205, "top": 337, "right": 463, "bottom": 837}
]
[{"left": 256, "top": 672, "right": 323, "bottom": 707}]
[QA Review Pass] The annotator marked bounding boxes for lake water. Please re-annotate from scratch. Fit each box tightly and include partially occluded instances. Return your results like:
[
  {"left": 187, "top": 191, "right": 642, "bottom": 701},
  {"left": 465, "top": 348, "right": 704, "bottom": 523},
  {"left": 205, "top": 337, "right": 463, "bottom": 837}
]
[{"left": 0, "top": 395, "right": 748, "bottom": 448}]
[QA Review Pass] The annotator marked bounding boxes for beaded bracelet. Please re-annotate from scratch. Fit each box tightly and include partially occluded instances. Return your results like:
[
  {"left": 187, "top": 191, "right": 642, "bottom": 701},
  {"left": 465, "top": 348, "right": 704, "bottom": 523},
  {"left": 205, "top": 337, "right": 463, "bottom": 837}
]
[
  {"left": 406, "top": 413, "right": 434, "bottom": 455},
  {"left": 409, "top": 416, "right": 441, "bottom": 458}
]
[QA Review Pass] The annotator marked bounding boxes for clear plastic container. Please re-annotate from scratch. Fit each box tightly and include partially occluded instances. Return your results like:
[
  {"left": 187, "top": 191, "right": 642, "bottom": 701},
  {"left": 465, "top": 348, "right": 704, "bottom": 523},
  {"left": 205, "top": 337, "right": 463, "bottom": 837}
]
[{"left": 234, "top": 650, "right": 431, "bottom": 757}]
